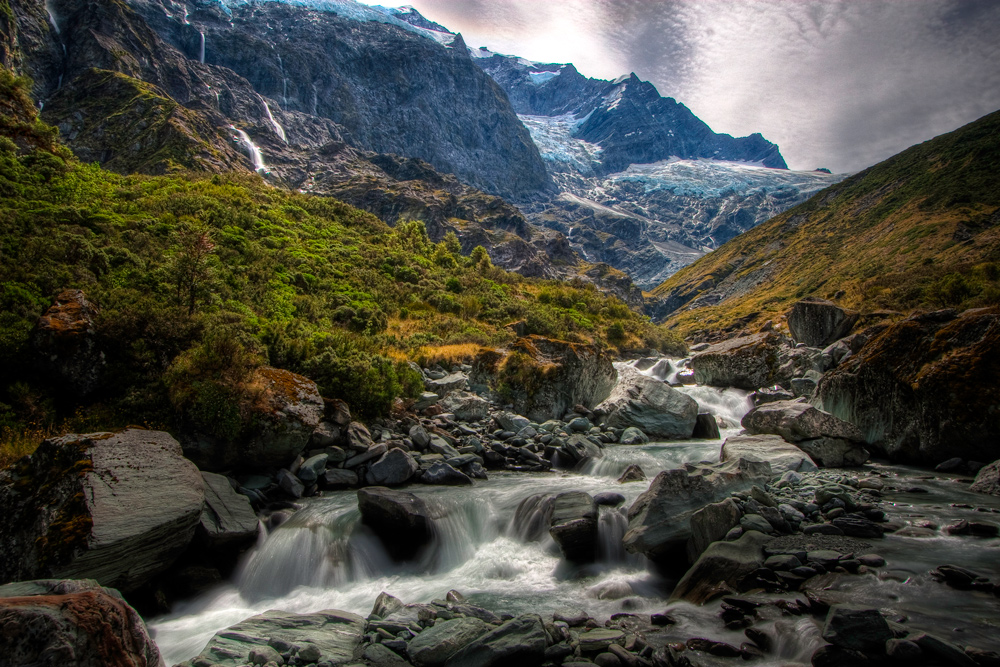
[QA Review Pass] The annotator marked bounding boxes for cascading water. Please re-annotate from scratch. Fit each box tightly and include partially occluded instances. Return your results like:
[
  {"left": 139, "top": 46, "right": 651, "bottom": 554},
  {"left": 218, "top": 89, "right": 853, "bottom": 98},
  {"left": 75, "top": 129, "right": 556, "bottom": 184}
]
[
  {"left": 199, "top": 31, "right": 205, "bottom": 64},
  {"left": 260, "top": 96, "right": 287, "bottom": 142},
  {"left": 44, "top": 0, "right": 60, "bottom": 35},
  {"left": 276, "top": 53, "right": 289, "bottom": 106},
  {"left": 230, "top": 126, "right": 266, "bottom": 172},
  {"left": 676, "top": 384, "right": 754, "bottom": 429}
]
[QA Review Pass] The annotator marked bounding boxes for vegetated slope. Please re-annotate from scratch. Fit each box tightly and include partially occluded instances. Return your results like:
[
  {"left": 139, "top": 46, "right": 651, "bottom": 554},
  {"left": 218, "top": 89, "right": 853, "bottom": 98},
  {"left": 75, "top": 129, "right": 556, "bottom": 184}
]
[
  {"left": 0, "top": 68, "right": 681, "bottom": 454},
  {"left": 649, "top": 109, "right": 1000, "bottom": 337}
]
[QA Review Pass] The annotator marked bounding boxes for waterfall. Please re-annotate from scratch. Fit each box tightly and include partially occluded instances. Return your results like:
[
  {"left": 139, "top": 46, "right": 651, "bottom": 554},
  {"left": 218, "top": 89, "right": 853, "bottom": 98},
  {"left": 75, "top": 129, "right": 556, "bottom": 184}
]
[
  {"left": 260, "top": 96, "right": 287, "bottom": 142},
  {"left": 44, "top": 0, "right": 60, "bottom": 34},
  {"left": 676, "top": 385, "right": 754, "bottom": 428},
  {"left": 276, "top": 54, "right": 289, "bottom": 106},
  {"left": 230, "top": 126, "right": 266, "bottom": 173},
  {"left": 199, "top": 32, "right": 205, "bottom": 64}
]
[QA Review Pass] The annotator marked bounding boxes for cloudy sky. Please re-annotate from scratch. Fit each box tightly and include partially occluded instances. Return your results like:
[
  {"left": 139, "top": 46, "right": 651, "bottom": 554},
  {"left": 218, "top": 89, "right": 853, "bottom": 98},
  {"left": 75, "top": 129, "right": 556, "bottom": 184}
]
[{"left": 363, "top": 0, "right": 1000, "bottom": 173}]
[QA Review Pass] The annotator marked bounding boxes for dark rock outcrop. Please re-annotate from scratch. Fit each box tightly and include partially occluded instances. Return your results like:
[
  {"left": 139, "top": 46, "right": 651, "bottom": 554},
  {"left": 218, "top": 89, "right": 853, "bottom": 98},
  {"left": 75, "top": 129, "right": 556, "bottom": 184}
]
[
  {"left": 0, "top": 429, "right": 204, "bottom": 593},
  {"left": 198, "top": 472, "right": 259, "bottom": 550},
  {"left": 786, "top": 297, "right": 858, "bottom": 347},
  {"left": 971, "top": 460, "right": 1000, "bottom": 496},
  {"left": 0, "top": 578, "right": 164, "bottom": 667},
  {"left": 33, "top": 289, "right": 105, "bottom": 396},
  {"left": 690, "top": 333, "right": 782, "bottom": 390},
  {"left": 548, "top": 491, "right": 599, "bottom": 564},
  {"left": 817, "top": 308, "right": 1000, "bottom": 464},
  {"left": 445, "top": 613, "right": 547, "bottom": 667},
  {"left": 671, "top": 531, "right": 771, "bottom": 604}
]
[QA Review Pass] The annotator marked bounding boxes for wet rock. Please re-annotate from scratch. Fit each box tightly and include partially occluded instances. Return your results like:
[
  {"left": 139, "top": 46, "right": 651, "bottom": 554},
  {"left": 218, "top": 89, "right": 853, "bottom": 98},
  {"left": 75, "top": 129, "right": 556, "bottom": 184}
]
[
  {"left": 553, "top": 434, "right": 604, "bottom": 468},
  {"left": 554, "top": 609, "right": 590, "bottom": 626},
  {"left": 277, "top": 468, "right": 305, "bottom": 498},
  {"left": 687, "top": 498, "right": 743, "bottom": 562},
  {"left": 297, "top": 453, "right": 329, "bottom": 483},
  {"left": 183, "top": 609, "right": 365, "bottom": 667},
  {"left": 741, "top": 400, "right": 864, "bottom": 444},
  {"left": 686, "top": 638, "right": 741, "bottom": 657},
  {"left": 931, "top": 564, "right": 994, "bottom": 591},
  {"left": 811, "top": 644, "right": 871, "bottom": 666},
  {"left": 495, "top": 412, "right": 531, "bottom": 433},
  {"left": 690, "top": 332, "right": 782, "bottom": 390},
  {"left": 971, "top": 460, "right": 1000, "bottom": 496},
  {"left": 671, "top": 531, "right": 772, "bottom": 604},
  {"left": 798, "top": 437, "right": 870, "bottom": 467},
  {"left": 199, "top": 472, "right": 259, "bottom": 550},
  {"left": 445, "top": 613, "right": 547, "bottom": 667},
  {"left": 624, "top": 458, "right": 772, "bottom": 564},
  {"left": 751, "top": 386, "right": 796, "bottom": 406},
  {"left": 594, "top": 492, "right": 626, "bottom": 507},
  {"left": 408, "top": 616, "right": 489, "bottom": 667},
  {"left": 578, "top": 628, "right": 625, "bottom": 653},
  {"left": 439, "top": 392, "right": 490, "bottom": 422},
  {"left": 721, "top": 434, "right": 818, "bottom": 475},
  {"left": 33, "top": 289, "right": 105, "bottom": 396},
  {"left": 0, "top": 579, "right": 163, "bottom": 667},
  {"left": 366, "top": 449, "right": 419, "bottom": 486},
  {"left": 358, "top": 487, "right": 438, "bottom": 561},
  {"left": 692, "top": 413, "right": 721, "bottom": 440},
  {"left": 0, "top": 429, "right": 203, "bottom": 592},
  {"left": 911, "top": 633, "right": 979, "bottom": 667},
  {"left": 821, "top": 605, "right": 893, "bottom": 654},
  {"left": 787, "top": 297, "right": 859, "bottom": 348},
  {"left": 346, "top": 443, "right": 388, "bottom": 468},
  {"left": 886, "top": 639, "right": 923, "bottom": 660},
  {"left": 422, "top": 462, "right": 473, "bottom": 486},
  {"left": 595, "top": 365, "right": 699, "bottom": 438},
  {"left": 831, "top": 516, "right": 883, "bottom": 539},
  {"left": 617, "top": 464, "right": 646, "bottom": 483},
  {"left": 816, "top": 308, "right": 1000, "bottom": 465},
  {"left": 618, "top": 427, "right": 650, "bottom": 445},
  {"left": 248, "top": 645, "right": 282, "bottom": 665},
  {"left": 321, "top": 468, "right": 359, "bottom": 489},
  {"left": 548, "top": 492, "right": 599, "bottom": 564}
]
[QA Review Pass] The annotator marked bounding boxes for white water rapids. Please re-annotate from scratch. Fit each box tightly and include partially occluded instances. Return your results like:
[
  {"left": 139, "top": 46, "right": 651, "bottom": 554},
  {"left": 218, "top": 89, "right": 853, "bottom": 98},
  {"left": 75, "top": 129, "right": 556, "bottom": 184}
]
[{"left": 149, "top": 362, "right": 1000, "bottom": 666}]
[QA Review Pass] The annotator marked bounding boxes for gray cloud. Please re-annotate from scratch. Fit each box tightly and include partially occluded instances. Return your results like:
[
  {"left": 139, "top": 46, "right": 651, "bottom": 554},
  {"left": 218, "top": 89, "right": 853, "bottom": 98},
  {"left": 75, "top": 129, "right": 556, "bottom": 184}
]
[{"left": 375, "top": 0, "right": 1000, "bottom": 172}]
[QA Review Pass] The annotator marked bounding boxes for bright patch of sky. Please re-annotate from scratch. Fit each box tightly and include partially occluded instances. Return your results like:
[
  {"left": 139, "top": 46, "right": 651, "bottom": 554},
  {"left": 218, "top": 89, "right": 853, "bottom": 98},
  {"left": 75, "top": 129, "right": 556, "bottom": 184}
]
[{"left": 358, "top": 0, "right": 1000, "bottom": 173}]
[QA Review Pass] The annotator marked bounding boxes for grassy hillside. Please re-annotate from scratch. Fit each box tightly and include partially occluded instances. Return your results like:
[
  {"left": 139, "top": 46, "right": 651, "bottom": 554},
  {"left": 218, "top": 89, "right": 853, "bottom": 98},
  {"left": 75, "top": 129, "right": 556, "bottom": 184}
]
[
  {"left": 650, "top": 109, "right": 1000, "bottom": 337},
  {"left": 0, "top": 68, "right": 682, "bottom": 463}
]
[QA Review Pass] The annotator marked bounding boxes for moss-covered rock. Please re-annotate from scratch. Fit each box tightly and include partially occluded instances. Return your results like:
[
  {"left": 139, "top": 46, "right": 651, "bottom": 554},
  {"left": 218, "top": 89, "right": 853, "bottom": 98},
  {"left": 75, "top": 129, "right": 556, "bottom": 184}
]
[{"left": 817, "top": 308, "right": 1000, "bottom": 464}]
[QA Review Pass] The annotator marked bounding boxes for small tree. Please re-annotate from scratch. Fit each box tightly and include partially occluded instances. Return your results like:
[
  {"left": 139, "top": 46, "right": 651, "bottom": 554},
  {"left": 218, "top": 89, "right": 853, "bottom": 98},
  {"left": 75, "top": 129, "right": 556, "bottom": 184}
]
[{"left": 173, "top": 226, "right": 216, "bottom": 315}]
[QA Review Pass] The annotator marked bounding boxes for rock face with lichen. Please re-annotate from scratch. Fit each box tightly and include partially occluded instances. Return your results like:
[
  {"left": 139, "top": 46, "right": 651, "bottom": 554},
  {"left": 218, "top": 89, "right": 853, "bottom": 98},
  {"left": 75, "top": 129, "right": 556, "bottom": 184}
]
[
  {"left": 33, "top": 289, "right": 105, "bottom": 396},
  {"left": 182, "top": 366, "right": 324, "bottom": 471},
  {"left": 817, "top": 308, "right": 1000, "bottom": 465},
  {"left": 690, "top": 333, "right": 782, "bottom": 390},
  {"left": 0, "top": 578, "right": 164, "bottom": 667},
  {"left": 0, "top": 429, "right": 204, "bottom": 593}
]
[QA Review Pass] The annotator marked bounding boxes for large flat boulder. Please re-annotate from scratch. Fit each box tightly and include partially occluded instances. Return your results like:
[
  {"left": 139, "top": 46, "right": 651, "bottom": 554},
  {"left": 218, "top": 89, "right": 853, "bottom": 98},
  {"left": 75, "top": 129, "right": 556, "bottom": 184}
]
[
  {"left": 817, "top": 308, "right": 1000, "bottom": 464},
  {"left": 690, "top": 333, "right": 782, "bottom": 390},
  {"left": 787, "top": 297, "right": 858, "bottom": 347},
  {"left": 199, "top": 472, "right": 259, "bottom": 550},
  {"left": 366, "top": 449, "right": 419, "bottom": 486},
  {"left": 741, "top": 400, "right": 864, "bottom": 443},
  {"left": 624, "top": 458, "right": 772, "bottom": 566},
  {"left": 686, "top": 498, "right": 743, "bottom": 563},
  {"left": 0, "top": 430, "right": 204, "bottom": 592},
  {"left": 358, "top": 487, "right": 438, "bottom": 561},
  {"left": 595, "top": 365, "right": 698, "bottom": 439},
  {"left": 720, "top": 434, "right": 818, "bottom": 475},
  {"left": 408, "top": 616, "right": 490, "bottom": 667},
  {"left": 491, "top": 336, "right": 616, "bottom": 423},
  {"left": 445, "top": 613, "right": 547, "bottom": 667},
  {"left": 180, "top": 609, "right": 365, "bottom": 667},
  {"left": 0, "top": 579, "right": 164, "bottom": 667}
]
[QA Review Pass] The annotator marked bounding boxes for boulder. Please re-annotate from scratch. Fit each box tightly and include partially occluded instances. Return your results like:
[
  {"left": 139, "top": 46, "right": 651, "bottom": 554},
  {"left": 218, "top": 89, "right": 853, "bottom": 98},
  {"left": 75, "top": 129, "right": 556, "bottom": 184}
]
[
  {"left": 686, "top": 498, "right": 743, "bottom": 562},
  {"left": 198, "top": 472, "right": 259, "bottom": 550},
  {"left": 366, "top": 449, "right": 419, "bottom": 486},
  {"left": 33, "top": 289, "right": 105, "bottom": 396},
  {"left": 798, "top": 437, "right": 870, "bottom": 467},
  {"left": 321, "top": 468, "right": 359, "bottom": 489},
  {"left": 671, "top": 531, "right": 771, "bottom": 604},
  {"left": 617, "top": 464, "right": 646, "bottom": 483},
  {"left": 495, "top": 412, "right": 531, "bottom": 433},
  {"left": 817, "top": 308, "right": 1000, "bottom": 464},
  {"left": 787, "top": 297, "right": 858, "bottom": 348},
  {"left": 971, "top": 460, "right": 1000, "bottom": 496},
  {"left": 277, "top": 468, "right": 304, "bottom": 498},
  {"left": 408, "top": 616, "right": 489, "bottom": 667},
  {"left": 618, "top": 427, "right": 649, "bottom": 445},
  {"left": 0, "top": 429, "right": 204, "bottom": 592},
  {"left": 692, "top": 414, "right": 721, "bottom": 440},
  {"left": 445, "top": 613, "right": 547, "bottom": 667},
  {"left": 421, "top": 462, "right": 473, "bottom": 486},
  {"left": 595, "top": 365, "right": 698, "bottom": 439},
  {"left": 498, "top": 336, "right": 617, "bottom": 422},
  {"left": 308, "top": 421, "right": 341, "bottom": 449},
  {"left": 358, "top": 487, "right": 438, "bottom": 560},
  {"left": 548, "top": 492, "right": 599, "bottom": 564},
  {"left": 821, "top": 606, "right": 893, "bottom": 654},
  {"left": 182, "top": 608, "right": 365, "bottom": 667},
  {"left": 623, "top": 458, "right": 772, "bottom": 565},
  {"left": 297, "top": 453, "right": 328, "bottom": 483},
  {"left": 185, "top": 367, "right": 324, "bottom": 470},
  {"left": 439, "top": 392, "right": 490, "bottom": 422},
  {"left": 346, "top": 422, "right": 374, "bottom": 452},
  {"left": 720, "top": 434, "right": 818, "bottom": 476},
  {"left": 426, "top": 372, "right": 470, "bottom": 398},
  {"left": 551, "top": 434, "right": 603, "bottom": 469},
  {"left": 690, "top": 333, "right": 782, "bottom": 390},
  {"left": 741, "top": 400, "right": 864, "bottom": 443},
  {"left": 0, "top": 579, "right": 164, "bottom": 667}
]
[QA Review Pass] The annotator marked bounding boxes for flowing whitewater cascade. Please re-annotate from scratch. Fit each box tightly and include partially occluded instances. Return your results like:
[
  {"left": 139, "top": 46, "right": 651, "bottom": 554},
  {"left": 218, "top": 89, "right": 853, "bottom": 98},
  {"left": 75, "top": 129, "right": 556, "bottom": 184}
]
[
  {"left": 230, "top": 126, "right": 266, "bottom": 172},
  {"left": 44, "top": 0, "right": 60, "bottom": 34},
  {"left": 260, "top": 97, "right": 287, "bottom": 142},
  {"left": 276, "top": 53, "right": 289, "bottom": 105},
  {"left": 198, "top": 31, "right": 205, "bottom": 64}
]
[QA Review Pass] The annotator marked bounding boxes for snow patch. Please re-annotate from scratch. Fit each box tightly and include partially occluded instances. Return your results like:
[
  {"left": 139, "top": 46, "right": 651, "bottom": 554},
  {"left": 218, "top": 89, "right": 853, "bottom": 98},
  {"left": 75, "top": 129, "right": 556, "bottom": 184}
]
[{"left": 528, "top": 70, "right": 560, "bottom": 86}]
